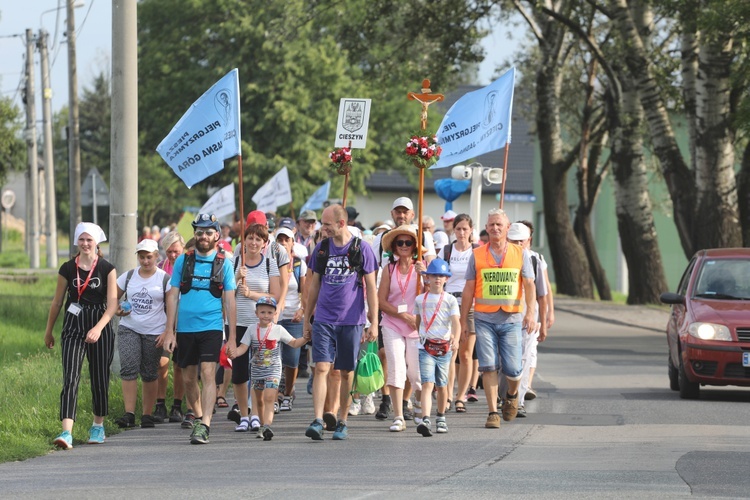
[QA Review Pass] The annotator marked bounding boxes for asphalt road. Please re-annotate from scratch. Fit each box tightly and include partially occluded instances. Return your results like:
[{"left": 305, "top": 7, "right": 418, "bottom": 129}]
[{"left": 2, "top": 301, "right": 749, "bottom": 499}]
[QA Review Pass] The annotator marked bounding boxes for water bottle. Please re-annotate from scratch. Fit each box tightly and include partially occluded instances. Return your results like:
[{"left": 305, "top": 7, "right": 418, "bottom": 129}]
[{"left": 121, "top": 300, "right": 132, "bottom": 313}]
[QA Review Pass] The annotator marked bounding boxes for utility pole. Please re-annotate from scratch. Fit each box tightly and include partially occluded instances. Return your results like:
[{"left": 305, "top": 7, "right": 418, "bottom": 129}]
[
  {"left": 67, "top": 0, "right": 82, "bottom": 256},
  {"left": 39, "top": 30, "right": 58, "bottom": 268},
  {"left": 25, "top": 29, "right": 41, "bottom": 269},
  {"left": 110, "top": 0, "right": 139, "bottom": 273}
]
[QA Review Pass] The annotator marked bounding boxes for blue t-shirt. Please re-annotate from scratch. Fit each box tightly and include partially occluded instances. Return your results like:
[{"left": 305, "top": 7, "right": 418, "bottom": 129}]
[
  {"left": 309, "top": 236, "right": 377, "bottom": 325},
  {"left": 170, "top": 251, "right": 236, "bottom": 333}
]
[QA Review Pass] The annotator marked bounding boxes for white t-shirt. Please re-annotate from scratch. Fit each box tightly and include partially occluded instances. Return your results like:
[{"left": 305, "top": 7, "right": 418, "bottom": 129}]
[
  {"left": 282, "top": 258, "right": 307, "bottom": 320},
  {"left": 117, "top": 267, "right": 171, "bottom": 335},
  {"left": 438, "top": 243, "right": 474, "bottom": 299},
  {"left": 413, "top": 291, "right": 460, "bottom": 343},
  {"left": 233, "top": 254, "right": 280, "bottom": 327}
]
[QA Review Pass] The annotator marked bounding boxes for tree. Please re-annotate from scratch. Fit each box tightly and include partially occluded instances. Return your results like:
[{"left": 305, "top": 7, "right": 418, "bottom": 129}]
[{"left": 0, "top": 97, "right": 25, "bottom": 186}]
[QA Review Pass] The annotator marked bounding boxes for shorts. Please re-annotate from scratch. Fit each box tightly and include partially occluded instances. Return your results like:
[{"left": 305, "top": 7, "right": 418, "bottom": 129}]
[
  {"left": 311, "top": 322, "right": 362, "bottom": 372},
  {"left": 419, "top": 348, "right": 452, "bottom": 387},
  {"left": 117, "top": 325, "right": 163, "bottom": 382},
  {"left": 251, "top": 376, "right": 281, "bottom": 391},
  {"left": 280, "top": 319, "right": 303, "bottom": 368},
  {"left": 176, "top": 330, "right": 223, "bottom": 368},
  {"left": 474, "top": 318, "right": 522, "bottom": 379},
  {"left": 231, "top": 325, "right": 250, "bottom": 384}
]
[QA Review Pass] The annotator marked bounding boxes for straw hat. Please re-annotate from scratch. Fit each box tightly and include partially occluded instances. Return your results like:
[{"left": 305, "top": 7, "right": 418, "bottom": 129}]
[{"left": 380, "top": 224, "right": 426, "bottom": 254}]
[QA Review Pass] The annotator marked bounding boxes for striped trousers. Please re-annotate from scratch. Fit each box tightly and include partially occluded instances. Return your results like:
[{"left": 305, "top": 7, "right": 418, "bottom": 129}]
[{"left": 59, "top": 303, "right": 115, "bottom": 421}]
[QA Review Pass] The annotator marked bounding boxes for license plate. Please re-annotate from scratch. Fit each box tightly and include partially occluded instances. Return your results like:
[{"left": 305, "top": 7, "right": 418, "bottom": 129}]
[{"left": 744, "top": 352, "right": 750, "bottom": 367}]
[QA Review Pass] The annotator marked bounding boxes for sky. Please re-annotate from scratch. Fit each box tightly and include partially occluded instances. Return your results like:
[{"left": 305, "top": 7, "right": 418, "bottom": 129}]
[{"left": 1, "top": 2, "right": 519, "bottom": 117}]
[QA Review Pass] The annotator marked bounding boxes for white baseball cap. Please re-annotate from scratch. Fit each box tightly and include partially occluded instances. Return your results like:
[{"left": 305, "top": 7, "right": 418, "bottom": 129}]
[
  {"left": 507, "top": 222, "right": 531, "bottom": 241},
  {"left": 441, "top": 210, "right": 457, "bottom": 221},
  {"left": 392, "top": 197, "right": 414, "bottom": 211},
  {"left": 135, "top": 239, "right": 159, "bottom": 253},
  {"left": 275, "top": 227, "right": 295, "bottom": 241}
]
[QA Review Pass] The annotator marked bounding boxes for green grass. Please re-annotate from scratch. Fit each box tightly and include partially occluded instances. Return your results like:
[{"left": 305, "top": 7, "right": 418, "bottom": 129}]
[{"left": 0, "top": 273, "right": 146, "bottom": 463}]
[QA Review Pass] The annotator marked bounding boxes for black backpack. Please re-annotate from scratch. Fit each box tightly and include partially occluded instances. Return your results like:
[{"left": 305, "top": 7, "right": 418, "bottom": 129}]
[
  {"left": 314, "top": 236, "right": 364, "bottom": 288},
  {"left": 442, "top": 241, "right": 480, "bottom": 265},
  {"left": 179, "top": 249, "right": 227, "bottom": 298}
]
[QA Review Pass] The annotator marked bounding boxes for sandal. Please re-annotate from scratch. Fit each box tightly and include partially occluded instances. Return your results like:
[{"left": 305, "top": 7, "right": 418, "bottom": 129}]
[
  {"left": 455, "top": 400, "right": 467, "bottom": 413},
  {"left": 216, "top": 396, "right": 229, "bottom": 408},
  {"left": 446, "top": 399, "right": 453, "bottom": 412}
]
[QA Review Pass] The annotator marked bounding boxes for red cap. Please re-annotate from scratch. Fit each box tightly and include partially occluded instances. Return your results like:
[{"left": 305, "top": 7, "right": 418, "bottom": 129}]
[
  {"left": 246, "top": 210, "right": 267, "bottom": 227},
  {"left": 219, "top": 343, "right": 233, "bottom": 369}
]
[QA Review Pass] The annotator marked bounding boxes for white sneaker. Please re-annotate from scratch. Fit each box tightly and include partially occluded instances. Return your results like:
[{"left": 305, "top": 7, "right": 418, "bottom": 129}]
[
  {"left": 349, "top": 399, "right": 362, "bottom": 416},
  {"left": 361, "top": 394, "right": 376, "bottom": 415},
  {"left": 389, "top": 418, "right": 406, "bottom": 432}
]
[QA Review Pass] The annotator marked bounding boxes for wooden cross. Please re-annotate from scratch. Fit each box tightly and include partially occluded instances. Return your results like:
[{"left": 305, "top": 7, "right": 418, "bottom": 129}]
[{"left": 407, "top": 79, "right": 444, "bottom": 131}]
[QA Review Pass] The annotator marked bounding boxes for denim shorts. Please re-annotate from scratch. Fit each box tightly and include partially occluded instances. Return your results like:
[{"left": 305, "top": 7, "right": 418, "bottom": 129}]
[
  {"left": 474, "top": 318, "right": 523, "bottom": 379},
  {"left": 280, "top": 319, "right": 303, "bottom": 368},
  {"left": 419, "top": 348, "right": 452, "bottom": 387},
  {"left": 311, "top": 322, "right": 362, "bottom": 372}
]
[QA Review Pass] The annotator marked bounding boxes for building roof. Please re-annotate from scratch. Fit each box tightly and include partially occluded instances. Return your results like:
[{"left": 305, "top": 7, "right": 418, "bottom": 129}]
[{"left": 365, "top": 84, "right": 535, "bottom": 195}]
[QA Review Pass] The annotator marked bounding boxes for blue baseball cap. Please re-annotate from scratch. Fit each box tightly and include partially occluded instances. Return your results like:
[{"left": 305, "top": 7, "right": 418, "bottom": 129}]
[
  {"left": 256, "top": 296, "right": 278, "bottom": 309},
  {"left": 423, "top": 258, "right": 451, "bottom": 277},
  {"left": 192, "top": 213, "right": 220, "bottom": 232}
]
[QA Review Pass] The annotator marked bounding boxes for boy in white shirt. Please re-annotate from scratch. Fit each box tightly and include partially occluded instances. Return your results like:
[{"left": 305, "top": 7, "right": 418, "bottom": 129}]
[
  {"left": 229, "top": 297, "right": 306, "bottom": 440},
  {"left": 413, "top": 258, "right": 460, "bottom": 436}
]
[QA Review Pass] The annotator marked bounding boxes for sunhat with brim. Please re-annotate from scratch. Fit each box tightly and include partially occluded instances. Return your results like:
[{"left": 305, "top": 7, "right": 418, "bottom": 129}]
[
  {"left": 381, "top": 224, "right": 426, "bottom": 254},
  {"left": 507, "top": 222, "right": 531, "bottom": 241}
]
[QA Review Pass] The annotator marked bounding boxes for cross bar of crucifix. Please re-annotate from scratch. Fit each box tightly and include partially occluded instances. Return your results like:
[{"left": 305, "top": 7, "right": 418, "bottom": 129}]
[{"left": 407, "top": 79, "right": 444, "bottom": 131}]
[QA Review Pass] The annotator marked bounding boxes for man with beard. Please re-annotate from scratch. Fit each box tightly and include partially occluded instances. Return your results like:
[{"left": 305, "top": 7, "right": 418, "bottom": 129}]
[{"left": 160, "top": 213, "right": 237, "bottom": 444}]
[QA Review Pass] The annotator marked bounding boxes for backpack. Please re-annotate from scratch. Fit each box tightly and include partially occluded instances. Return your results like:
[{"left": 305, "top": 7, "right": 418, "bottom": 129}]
[
  {"left": 314, "top": 236, "right": 365, "bottom": 287},
  {"left": 442, "top": 242, "right": 480, "bottom": 265},
  {"left": 292, "top": 256, "right": 302, "bottom": 285},
  {"left": 179, "top": 248, "right": 227, "bottom": 298},
  {"left": 124, "top": 268, "right": 170, "bottom": 311}
]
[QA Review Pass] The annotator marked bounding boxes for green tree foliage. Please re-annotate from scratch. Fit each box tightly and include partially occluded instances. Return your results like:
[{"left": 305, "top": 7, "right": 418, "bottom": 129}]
[
  {"left": 0, "top": 97, "right": 25, "bottom": 186},
  {"left": 137, "top": 0, "right": 487, "bottom": 216}
]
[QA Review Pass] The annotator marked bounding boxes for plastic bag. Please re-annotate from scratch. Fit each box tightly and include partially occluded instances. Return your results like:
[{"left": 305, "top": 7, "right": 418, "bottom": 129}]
[{"left": 351, "top": 342, "right": 385, "bottom": 395}]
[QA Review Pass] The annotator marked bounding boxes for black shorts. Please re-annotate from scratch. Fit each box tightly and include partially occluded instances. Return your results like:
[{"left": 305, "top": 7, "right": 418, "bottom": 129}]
[
  {"left": 176, "top": 331, "right": 223, "bottom": 368},
  {"left": 231, "top": 325, "right": 250, "bottom": 384}
]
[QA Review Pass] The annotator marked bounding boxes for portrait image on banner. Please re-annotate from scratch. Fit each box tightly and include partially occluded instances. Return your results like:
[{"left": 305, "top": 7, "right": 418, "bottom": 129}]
[
  {"left": 334, "top": 98, "right": 371, "bottom": 149},
  {"left": 156, "top": 69, "right": 241, "bottom": 188},
  {"left": 432, "top": 67, "right": 516, "bottom": 169}
]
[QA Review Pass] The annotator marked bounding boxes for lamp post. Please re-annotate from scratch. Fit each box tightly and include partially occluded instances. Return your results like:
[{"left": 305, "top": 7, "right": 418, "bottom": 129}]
[
  {"left": 67, "top": 0, "right": 83, "bottom": 256},
  {"left": 451, "top": 162, "right": 504, "bottom": 226}
]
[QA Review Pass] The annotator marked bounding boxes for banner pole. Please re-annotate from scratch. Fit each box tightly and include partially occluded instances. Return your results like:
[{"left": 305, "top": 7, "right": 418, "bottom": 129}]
[
  {"left": 499, "top": 143, "right": 510, "bottom": 209},
  {"left": 342, "top": 140, "right": 352, "bottom": 208},
  {"left": 237, "top": 155, "right": 246, "bottom": 266}
]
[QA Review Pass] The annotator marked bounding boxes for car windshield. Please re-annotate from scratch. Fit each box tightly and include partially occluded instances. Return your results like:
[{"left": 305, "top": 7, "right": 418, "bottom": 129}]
[{"left": 693, "top": 258, "right": 750, "bottom": 300}]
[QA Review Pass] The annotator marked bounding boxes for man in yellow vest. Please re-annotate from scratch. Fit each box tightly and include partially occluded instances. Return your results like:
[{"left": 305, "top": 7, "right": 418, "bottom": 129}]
[{"left": 460, "top": 208, "right": 542, "bottom": 429}]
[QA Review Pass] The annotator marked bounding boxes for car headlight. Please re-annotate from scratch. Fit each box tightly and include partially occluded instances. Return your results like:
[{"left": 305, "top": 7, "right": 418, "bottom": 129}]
[{"left": 688, "top": 322, "right": 732, "bottom": 341}]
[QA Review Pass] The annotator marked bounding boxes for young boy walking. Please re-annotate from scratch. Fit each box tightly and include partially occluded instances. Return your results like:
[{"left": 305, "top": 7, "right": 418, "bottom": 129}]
[
  {"left": 229, "top": 297, "right": 306, "bottom": 440},
  {"left": 413, "top": 258, "right": 460, "bottom": 437}
]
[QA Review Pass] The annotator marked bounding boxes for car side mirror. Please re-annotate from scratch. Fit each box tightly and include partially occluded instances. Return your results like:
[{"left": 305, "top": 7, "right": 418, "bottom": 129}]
[{"left": 660, "top": 292, "right": 685, "bottom": 305}]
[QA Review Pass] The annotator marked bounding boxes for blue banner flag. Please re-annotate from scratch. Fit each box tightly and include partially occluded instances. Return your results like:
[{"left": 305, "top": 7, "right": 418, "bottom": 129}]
[
  {"left": 300, "top": 181, "right": 331, "bottom": 213},
  {"left": 156, "top": 69, "right": 241, "bottom": 188},
  {"left": 431, "top": 67, "right": 516, "bottom": 169}
]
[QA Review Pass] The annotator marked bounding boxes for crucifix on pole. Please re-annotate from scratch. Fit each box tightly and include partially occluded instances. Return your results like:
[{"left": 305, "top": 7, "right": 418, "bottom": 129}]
[{"left": 407, "top": 79, "right": 443, "bottom": 292}]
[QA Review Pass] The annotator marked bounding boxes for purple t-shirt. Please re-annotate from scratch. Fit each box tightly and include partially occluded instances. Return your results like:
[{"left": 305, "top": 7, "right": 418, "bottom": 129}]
[{"left": 309, "top": 236, "right": 377, "bottom": 325}]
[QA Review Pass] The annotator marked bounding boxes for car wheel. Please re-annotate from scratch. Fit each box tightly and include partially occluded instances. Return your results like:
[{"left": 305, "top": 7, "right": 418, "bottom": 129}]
[
  {"left": 678, "top": 355, "right": 700, "bottom": 399},
  {"left": 668, "top": 356, "right": 679, "bottom": 391}
]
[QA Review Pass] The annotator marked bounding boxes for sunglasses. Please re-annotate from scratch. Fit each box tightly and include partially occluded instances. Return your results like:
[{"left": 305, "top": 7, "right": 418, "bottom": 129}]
[
  {"left": 395, "top": 239, "right": 414, "bottom": 247},
  {"left": 195, "top": 229, "right": 217, "bottom": 237}
]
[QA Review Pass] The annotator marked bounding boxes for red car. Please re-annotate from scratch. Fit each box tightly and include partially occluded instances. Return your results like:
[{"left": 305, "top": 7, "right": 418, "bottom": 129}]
[{"left": 660, "top": 248, "right": 750, "bottom": 399}]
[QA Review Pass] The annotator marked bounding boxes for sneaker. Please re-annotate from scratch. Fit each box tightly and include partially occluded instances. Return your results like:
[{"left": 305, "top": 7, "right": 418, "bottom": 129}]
[
  {"left": 262, "top": 425, "right": 274, "bottom": 441},
  {"left": 467, "top": 386, "right": 479, "bottom": 402},
  {"left": 361, "top": 394, "right": 376, "bottom": 415},
  {"left": 305, "top": 418, "right": 325, "bottom": 440},
  {"left": 349, "top": 399, "right": 362, "bottom": 416},
  {"left": 389, "top": 418, "right": 406, "bottom": 432},
  {"left": 525, "top": 388, "right": 537, "bottom": 400},
  {"left": 249, "top": 415, "right": 261, "bottom": 432},
  {"left": 436, "top": 417, "right": 448, "bottom": 434},
  {"left": 169, "top": 406, "right": 184, "bottom": 423},
  {"left": 375, "top": 400, "right": 392, "bottom": 420},
  {"left": 227, "top": 403, "right": 241, "bottom": 424},
  {"left": 115, "top": 412, "right": 135, "bottom": 428},
  {"left": 153, "top": 403, "right": 168, "bottom": 423},
  {"left": 417, "top": 418, "right": 432, "bottom": 437},
  {"left": 332, "top": 420, "right": 349, "bottom": 440},
  {"left": 53, "top": 430, "right": 73, "bottom": 450},
  {"left": 273, "top": 401, "right": 280, "bottom": 414},
  {"left": 323, "top": 412, "right": 338, "bottom": 431},
  {"left": 502, "top": 394, "right": 519, "bottom": 421},
  {"left": 280, "top": 396, "right": 293, "bottom": 412},
  {"left": 235, "top": 417, "right": 250, "bottom": 432},
  {"left": 87, "top": 425, "right": 105, "bottom": 444},
  {"left": 190, "top": 422, "right": 209, "bottom": 444},
  {"left": 485, "top": 412, "right": 501, "bottom": 428},
  {"left": 517, "top": 405, "right": 527, "bottom": 418},
  {"left": 403, "top": 400, "right": 414, "bottom": 421},
  {"left": 141, "top": 414, "right": 157, "bottom": 428},
  {"left": 181, "top": 410, "right": 196, "bottom": 429}
]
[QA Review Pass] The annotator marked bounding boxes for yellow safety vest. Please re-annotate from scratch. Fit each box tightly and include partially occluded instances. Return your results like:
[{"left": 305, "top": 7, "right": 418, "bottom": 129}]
[{"left": 473, "top": 243, "right": 523, "bottom": 313}]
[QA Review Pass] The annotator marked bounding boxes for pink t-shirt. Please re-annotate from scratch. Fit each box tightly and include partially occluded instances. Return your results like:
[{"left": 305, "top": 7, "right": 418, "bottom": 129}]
[{"left": 380, "top": 261, "right": 420, "bottom": 338}]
